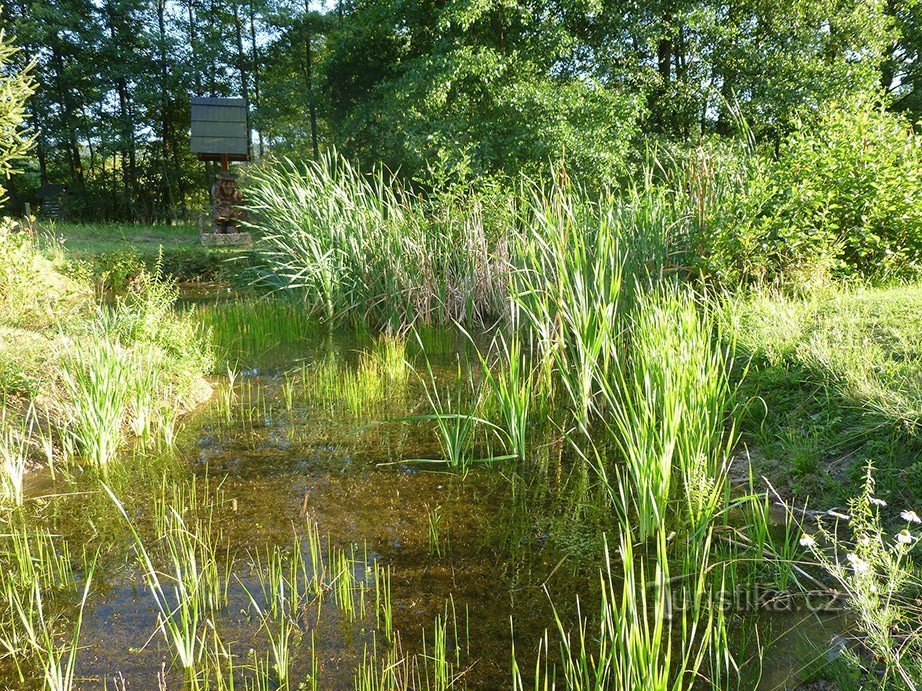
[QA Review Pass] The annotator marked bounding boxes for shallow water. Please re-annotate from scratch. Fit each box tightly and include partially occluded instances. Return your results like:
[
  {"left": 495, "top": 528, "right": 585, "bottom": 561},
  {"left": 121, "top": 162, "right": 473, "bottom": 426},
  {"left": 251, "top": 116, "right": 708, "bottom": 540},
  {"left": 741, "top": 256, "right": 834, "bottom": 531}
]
[{"left": 4, "top": 298, "right": 848, "bottom": 689}]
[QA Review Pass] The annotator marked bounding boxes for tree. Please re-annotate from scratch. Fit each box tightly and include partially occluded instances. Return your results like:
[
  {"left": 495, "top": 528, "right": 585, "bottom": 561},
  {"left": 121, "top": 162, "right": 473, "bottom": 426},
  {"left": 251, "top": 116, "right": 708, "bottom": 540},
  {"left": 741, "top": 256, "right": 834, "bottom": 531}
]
[
  {"left": 320, "top": 0, "right": 645, "bottom": 184},
  {"left": 0, "top": 22, "right": 35, "bottom": 201},
  {"left": 882, "top": 0, "right": 922, "bottom": 120}
]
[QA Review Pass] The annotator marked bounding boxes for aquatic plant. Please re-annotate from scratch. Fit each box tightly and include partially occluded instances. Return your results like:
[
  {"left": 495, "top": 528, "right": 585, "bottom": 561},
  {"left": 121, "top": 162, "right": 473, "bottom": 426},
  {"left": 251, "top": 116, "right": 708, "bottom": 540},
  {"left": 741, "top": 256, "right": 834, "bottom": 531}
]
[
  {"left": 517, "top": 525, "right": 728, "bottom": 691},
  {"left": 199, "top": 299, "right": 320, "bottom": 369},
  {"left": 106, "top": 484, "right": 208, "bottom": 670},
  {"left": 0, "top": 407, "right": 31, "bottom": 505},
  {"left": 597, "top": 286, "right": 738, "bottom": 539},
  {"left": 471, "top": 328, "right": 534, "bottom": 461},
  {"left": 427, "top": 504, "right": 446, "bottom": 558},
  {"left": 408, "top": 355, "right": 510, "bottom": 468},
  {"left": 246, "top": 154, "right": 505, "bottom": 328},
  {"left": 1, "top": 568, "right": 94, "bottom": 691},
  {"left": 60, "top": 335, "right": 131, "bottom": 468},
  {"left": 356, "top": 598, "right": 469, "bottom": 691}
]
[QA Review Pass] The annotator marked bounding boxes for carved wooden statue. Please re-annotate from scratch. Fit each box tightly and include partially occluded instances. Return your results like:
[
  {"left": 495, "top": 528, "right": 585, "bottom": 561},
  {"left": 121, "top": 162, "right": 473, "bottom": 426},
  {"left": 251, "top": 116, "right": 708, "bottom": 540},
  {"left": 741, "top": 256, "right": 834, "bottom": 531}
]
[{"left": 210, "top": 172, "right": 244, "bottom": 233}]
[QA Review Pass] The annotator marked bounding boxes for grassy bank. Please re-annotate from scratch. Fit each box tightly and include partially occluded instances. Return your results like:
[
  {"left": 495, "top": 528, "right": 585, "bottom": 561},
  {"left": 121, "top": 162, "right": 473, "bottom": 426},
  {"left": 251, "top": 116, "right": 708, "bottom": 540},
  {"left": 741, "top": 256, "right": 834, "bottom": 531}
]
[
  {"left": 0, "top": 221, "right": 213, "bottom": 475},
  {"left": 39, "top": 221, "right": 257, "bottom": 290},
  {"left": 728, "top": 284, "right": 922, "bottom": 504}
]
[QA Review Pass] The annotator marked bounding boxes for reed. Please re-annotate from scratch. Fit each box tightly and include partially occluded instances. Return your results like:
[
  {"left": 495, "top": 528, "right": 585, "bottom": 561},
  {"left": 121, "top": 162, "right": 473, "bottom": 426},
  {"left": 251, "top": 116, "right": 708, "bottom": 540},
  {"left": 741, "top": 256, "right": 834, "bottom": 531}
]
[
  {"left": 510, "top": 186, "right": 628, "bottom": 426},
  {"left": 596, "top": 286, "right": 738, "bottom": 539},
  {"left": 246, "top": 153, "right": 506, "bottom": 328},
  {"left": 518, "top": 525, "right": 728, "bottom": 690},
  {"left": 470, "top": 327, "right": 534, "bottom": 461},
  {"left": 355, "top": 598, "right": 470, "bottom": 691},
  {"left": 1, "top": 567, "right": 94, "bottom": 691},
  {"left": 0, "top": 407, "right": 30, "bottom": 505},
  {"left": 106, "top": 484, "right": 209, "bottom": 670},
  {"left": 59, "top": 334, "right": 131, "bottom": 468}
]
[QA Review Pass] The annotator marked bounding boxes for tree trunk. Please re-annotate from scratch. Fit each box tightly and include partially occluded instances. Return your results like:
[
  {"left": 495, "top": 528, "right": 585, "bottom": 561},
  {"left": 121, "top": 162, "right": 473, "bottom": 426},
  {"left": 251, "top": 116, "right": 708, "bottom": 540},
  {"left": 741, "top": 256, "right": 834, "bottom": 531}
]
[
  {"left": 233, "top": 0, "right": 252, "bottom": 154},
  {"left": 188, "top": 0, "right": 202, "bottom": 94},
  {"left": 248, "top": 0, "right": 264, "bottom": 156},
  {"left": 303, "top": 0, "right": 319, "bottom": 158}
]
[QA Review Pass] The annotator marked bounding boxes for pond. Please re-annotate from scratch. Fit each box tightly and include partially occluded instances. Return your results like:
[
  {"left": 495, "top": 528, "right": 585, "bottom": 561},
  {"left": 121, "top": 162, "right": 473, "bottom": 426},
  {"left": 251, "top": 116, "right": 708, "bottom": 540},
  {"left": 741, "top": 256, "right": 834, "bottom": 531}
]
[{"left": 4, "top": 297, "right": 847, "bottom": 689}]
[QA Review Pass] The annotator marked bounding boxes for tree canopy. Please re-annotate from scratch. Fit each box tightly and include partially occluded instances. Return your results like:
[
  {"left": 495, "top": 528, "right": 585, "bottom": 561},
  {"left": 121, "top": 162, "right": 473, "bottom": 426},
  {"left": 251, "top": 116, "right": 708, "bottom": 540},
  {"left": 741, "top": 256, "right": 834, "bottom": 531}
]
[{"left": 0, "top": 0, "right": 918, "bottom": 219}]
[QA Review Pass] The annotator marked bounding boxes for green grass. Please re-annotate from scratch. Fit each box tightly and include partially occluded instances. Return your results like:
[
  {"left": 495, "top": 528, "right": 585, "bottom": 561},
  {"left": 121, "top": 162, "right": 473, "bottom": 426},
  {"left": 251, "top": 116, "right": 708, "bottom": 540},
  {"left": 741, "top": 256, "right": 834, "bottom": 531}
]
[
  {"left": 0, "top": 230, "right": 212, "bottom": 473},
  {"left": 726, "top": 283, "right": 922, "bottom": 503},
  {"left": 43, "top": 221, "right": 201, "bottom": 254},
  {"left": 38, "top": 220, "right": 256, "bottom": 287}
]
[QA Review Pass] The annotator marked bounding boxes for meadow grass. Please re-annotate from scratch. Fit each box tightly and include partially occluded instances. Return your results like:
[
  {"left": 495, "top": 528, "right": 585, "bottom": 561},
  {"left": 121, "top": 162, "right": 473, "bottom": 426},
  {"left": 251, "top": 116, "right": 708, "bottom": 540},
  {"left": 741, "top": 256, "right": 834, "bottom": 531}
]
[
  {"left": 0, "top": 230, "right": 210, "bottom": 477},
  {"left": 37, "top": 221, "right": 248, "bottom": 288},
  {"left": 725, "top": 283, "right": 922, "bottom": 501}
]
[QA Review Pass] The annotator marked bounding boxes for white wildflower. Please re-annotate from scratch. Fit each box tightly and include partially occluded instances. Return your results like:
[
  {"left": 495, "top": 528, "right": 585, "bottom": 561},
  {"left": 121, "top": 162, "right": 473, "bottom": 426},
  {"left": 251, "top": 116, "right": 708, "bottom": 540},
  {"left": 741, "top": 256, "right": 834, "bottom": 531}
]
[
  {"left": 897, "top": 529, "right": 914, "bottom": 545},
  {"left": 857, "top": 535, "right": 871, "bottom": 547},
  {"left": 901, "top": 510, "right": 922, "bottom": 524},
  {"left": 827, "top": 509, "right": 850, "bottom": 520},
  {"left": 846, "top": 553, "right": 870, "bottom": 575},
  {"left": 869, "top": 497, "right": 887, "bottom": 507},
  {"left": 799, "top": 534, "right": 815, "bottom": 548}
]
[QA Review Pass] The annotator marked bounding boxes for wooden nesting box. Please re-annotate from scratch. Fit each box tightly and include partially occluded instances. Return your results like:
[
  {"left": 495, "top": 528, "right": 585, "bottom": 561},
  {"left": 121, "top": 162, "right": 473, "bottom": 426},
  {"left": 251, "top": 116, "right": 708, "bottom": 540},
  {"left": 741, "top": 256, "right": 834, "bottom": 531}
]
[
  {"left": 190, "top": 97, "right": 251, "bottom": 163},
  {"left": 190, "top": 96, "right": 252, "bottom": 244}
]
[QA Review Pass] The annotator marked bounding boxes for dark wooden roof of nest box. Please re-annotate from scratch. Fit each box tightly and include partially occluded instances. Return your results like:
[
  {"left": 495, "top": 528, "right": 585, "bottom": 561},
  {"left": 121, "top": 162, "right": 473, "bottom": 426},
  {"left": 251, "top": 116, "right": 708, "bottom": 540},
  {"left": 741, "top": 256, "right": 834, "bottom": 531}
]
[{"left": 190, "top": 97, "right": 251, "bottom": 161}]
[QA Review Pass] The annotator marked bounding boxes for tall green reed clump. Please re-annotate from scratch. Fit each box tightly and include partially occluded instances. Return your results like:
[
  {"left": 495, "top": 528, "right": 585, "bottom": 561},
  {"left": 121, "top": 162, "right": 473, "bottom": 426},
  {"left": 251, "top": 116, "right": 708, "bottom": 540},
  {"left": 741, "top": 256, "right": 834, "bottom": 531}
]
[
  {"left": 247, "top": 153, "right": 507, "bottom": 328},
  {"left": 515, "top": 523, "right": 729, "bottom": 691},
  {"left": 59, "top": 271, "right": 211, "bottom": 467},
  {"left": 600, "top": 287, "right": 739, "bottom": 539},
  {"left": 510, "top": 179, "right": 672, "bottom": 426},
  {"left": 59, "top": 334, "right": 132, "bottom": 468},
  {"left": 0, "top": 406, "right": 32, "bottom": 505}
]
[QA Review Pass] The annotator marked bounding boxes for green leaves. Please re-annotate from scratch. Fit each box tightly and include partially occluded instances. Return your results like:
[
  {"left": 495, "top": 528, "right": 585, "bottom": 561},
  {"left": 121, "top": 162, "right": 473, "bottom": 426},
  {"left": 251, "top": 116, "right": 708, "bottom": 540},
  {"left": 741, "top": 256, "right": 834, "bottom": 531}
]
[{"left": 0, "top": 24, "right": 35, "bottom": 202}]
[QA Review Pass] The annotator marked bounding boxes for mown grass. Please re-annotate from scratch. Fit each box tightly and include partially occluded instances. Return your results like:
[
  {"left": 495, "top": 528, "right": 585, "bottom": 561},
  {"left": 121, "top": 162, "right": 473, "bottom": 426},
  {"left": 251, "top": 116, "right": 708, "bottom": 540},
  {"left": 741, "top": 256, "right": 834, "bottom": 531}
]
[{"left": 37, "top": 220, "right": 256, "bottom": 288}]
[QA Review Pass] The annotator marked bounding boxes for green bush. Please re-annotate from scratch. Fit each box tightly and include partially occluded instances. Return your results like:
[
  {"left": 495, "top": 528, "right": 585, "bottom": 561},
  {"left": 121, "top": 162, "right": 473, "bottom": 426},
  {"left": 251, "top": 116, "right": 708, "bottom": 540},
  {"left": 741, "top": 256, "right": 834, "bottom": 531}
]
[{"left": 749, "top": 100, "right": 922, "bottom": 281}]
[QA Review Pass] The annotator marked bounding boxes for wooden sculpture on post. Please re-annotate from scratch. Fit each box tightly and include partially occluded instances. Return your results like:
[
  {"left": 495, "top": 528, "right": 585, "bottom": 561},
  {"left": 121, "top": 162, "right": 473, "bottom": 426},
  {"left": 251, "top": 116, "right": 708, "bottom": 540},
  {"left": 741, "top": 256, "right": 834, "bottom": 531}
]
[{"left": 190, "top": 96, "right": 253, "bottom": 246}]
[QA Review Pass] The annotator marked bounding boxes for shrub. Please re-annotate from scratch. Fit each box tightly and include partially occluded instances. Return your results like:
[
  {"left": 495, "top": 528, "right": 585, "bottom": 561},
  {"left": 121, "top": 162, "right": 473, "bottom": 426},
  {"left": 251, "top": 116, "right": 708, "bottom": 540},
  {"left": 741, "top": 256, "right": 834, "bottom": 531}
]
[{"left": 748, "top": 100, "right": 922, "bottom": 281}]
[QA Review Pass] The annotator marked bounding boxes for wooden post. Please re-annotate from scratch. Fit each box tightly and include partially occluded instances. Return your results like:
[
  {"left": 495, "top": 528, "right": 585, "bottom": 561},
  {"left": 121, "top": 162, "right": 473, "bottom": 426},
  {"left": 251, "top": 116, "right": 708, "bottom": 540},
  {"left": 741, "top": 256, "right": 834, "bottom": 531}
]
[{"left": 221, "top": 154, "right": 229, "bottom": 172}]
